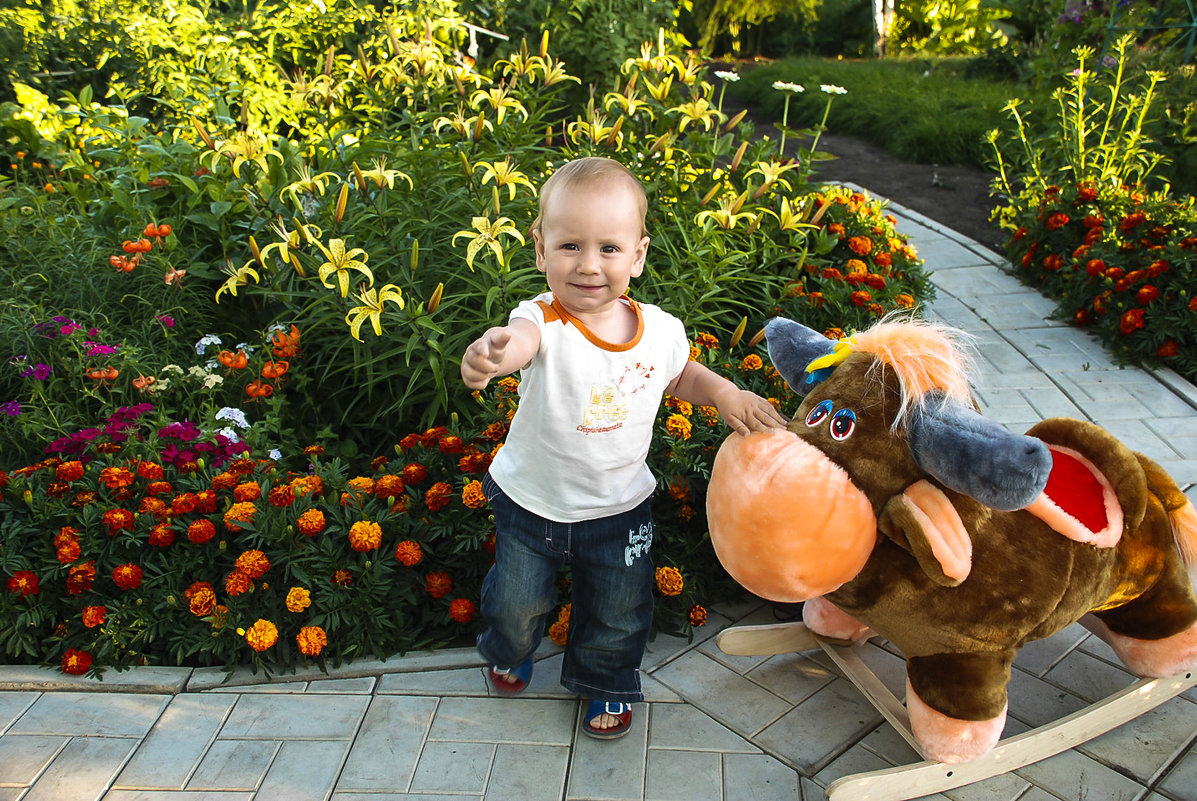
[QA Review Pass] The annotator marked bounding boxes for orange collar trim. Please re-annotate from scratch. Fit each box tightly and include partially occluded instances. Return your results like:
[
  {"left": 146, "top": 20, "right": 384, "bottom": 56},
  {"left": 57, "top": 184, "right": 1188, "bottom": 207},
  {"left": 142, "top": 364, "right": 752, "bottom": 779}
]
[{"left": 535, "top": 295, "right": 644, "bottom": 352}]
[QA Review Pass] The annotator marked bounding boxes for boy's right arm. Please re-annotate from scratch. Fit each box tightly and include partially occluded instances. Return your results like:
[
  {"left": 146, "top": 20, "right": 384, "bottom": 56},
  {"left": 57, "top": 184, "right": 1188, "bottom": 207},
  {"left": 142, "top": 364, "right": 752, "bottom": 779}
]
[{"left": 460, "top": 318, "right": 541, "bottom": 389}]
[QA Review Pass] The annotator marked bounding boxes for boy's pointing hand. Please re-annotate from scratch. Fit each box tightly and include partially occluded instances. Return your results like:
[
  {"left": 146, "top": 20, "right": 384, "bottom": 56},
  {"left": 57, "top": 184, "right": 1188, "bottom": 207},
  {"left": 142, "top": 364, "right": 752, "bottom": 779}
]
[{"left": 461, "top": 328, "right": 512, "bottom": 389}]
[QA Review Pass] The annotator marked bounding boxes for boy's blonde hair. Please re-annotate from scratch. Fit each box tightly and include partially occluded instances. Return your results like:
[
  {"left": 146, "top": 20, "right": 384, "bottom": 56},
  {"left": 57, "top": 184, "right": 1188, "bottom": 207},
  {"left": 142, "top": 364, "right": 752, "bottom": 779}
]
[{"left": 531, "top": 157, "right": 648, "bottom": 237}]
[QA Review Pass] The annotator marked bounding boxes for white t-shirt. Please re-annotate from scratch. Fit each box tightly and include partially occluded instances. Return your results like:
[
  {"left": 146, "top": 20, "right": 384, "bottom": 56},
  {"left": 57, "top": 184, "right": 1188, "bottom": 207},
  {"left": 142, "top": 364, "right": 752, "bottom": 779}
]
[{"left": 488, "top": 291, "right": 690, "bottom": 522}]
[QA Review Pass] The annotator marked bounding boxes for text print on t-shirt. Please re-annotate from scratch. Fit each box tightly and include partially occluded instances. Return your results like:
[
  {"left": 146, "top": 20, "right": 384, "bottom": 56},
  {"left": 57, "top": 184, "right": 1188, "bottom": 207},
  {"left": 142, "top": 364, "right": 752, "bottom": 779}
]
[
  {"left": 577, "top": 384, "right": 629, "bottom": 435},
  {"left": 625, "top": 521, "right": 653, "bottom": 566}
]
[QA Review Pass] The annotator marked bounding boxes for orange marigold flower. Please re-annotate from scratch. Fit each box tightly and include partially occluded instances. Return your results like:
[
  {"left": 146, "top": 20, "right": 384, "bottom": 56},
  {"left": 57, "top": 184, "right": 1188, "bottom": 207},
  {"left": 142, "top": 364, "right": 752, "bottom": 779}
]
[
  {"left": 424, "top": 482, "right": 452, "bottom": 512},
  {"left": 740, "top": 354, "right": 763, "bottom": 370},
  {"left": 56, "top": 538, "right": 82, "bottom": 564},
  {"left": 462, "top": 480, "right": 487, "bottom": 509},
  {"left": 667, "top": 477, "right": 690, "bottom": 502},
  {"left": 189, "top": 587, "right": 217, "bottom": 616},
  {"left": 297, "top": 508, "right": 326, "bottom": 536},
  {"left": 895, "top": 293, "right": 915, "bottom": 309},
  {"left": 56, "top": 461, "right": 85, "bottom": 482},
  {"left": 402, "top": 463, "right": 428, "bottom": 485},
  {"left": 82, "top": 605, "right": 106, "bottom": 628},
  {"left": 845, "top": 258, "right": 868, "bottom": 275},
  {"left": 7, "top": 570, "right": 39, "bottom": 596},
  {"left": 171, "top": 492, "right": 199, "bottom": 515},
  {"left": 137, "top": 461, "right": 164, "bottom": 480},
  {"left": 185, "top": 580, "right": 213, "bottom": 599},
  {"left": 61, "top": 648, "right": 93, "bottom": 675},
  {"left": 139, "top": 496, "right": 169, "bottom": 518},
  {"left": 348, "top": 520, "right": 383, "bottom": 552},
  {"left": 1158, "top": 340, "right": 1179, "bottom": 358},
  {"left": 850, "top": 289, "right": 872, "bottom": 306},
  {"left": 497, "top": 376, "right": 520, "bottom": 393},
  {"left": 225, "top": 569, "right": 253, "bottom": 596},
  {"left": 458, "top": 448, "right": 492, "bottom": 474},
  {"left": 655, "top": 566, "right": 684, "bottom": 596},
  {"left": 145, "top": 480, "right": 173, "bottom": 496},
  {"left": 112, "top": 563, "right": 144, "bottom": 591},
  {"left": 664, "top": 414, "right": 692, "bottom": 440},
  {"left": 450, "top": 598, "right": 476, "bottom": 623},
  {"left": 235, "top": 549, "right": 271, "bottom": 579},
  {"left": 375, "top": 474, "right": 405, "bottom": 500},
  {"left": 102, "top": 508, "right": 135, "bottom": 535},
  {"left": 395, "top": 539, "right": 423, "bottom": 567},
  {"left": 211, "top": 471, "right": 237, "bottom": 490},
  {"left": 268, "top": 484, "right": 295, "bottom": 507},
  {"left": 286, "top": 586, "right": 312, "bottom": 613},
  {"left": 398, "top": 433, "right": 422, "bottom": 450},
  {"left": 187, "top": 519, "right": 216, "bottom": 544},
  {"left": 483, "top": 422, "right": 508, "bottom": 441},
  {"left": 244, "top": 619, "right": 278, "bottom": 652},
  {"left": 425, "top": 571, "right": 452, "bottom": 598},
  {"left": 66, "top": 562, "right": 96, "bottom": 594},
  {"left": 347, "top": 476, "right": 375, "bottom": 495},
  {"left": 223, "top": 501, "right": 257, "bottom": 531},
  {"left": 331, "top": 568, "right": 353, "bottom": 586},
  {"left": 688, "top": 604, "right": 708, "bottom": 627},
  {"left": 297, "top": 625, "right": 328, "bottom": 656},
  {"left": 695, "top": 332, "right": 720, "bottom": 350},
  {"left": 99, "top": 466, "right": 135, "bottom": 490},
  {"left": 548, "top": 604, "right": 571, "bottom": 646},
  {"left": 148, "top": 523, "right": 175, "bottom": 547},
  {"left": 234, "top": 481, "right": 261, "bottom": 502},
  {"left": 291, "top": 475, "right": 324, "bottom": 497},
  {"left": 848, "top": 235, "right": 873, "bottom": 255}
]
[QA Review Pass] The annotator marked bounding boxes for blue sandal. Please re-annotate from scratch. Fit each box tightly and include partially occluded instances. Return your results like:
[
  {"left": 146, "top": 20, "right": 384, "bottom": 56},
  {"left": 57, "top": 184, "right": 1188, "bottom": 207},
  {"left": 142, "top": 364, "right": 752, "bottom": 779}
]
[
  {"left": 488, "top": 657, "right": 533, "bottom": 695},
  {"left": 582, "top": 699, "right": 632, "bottom": 740}
]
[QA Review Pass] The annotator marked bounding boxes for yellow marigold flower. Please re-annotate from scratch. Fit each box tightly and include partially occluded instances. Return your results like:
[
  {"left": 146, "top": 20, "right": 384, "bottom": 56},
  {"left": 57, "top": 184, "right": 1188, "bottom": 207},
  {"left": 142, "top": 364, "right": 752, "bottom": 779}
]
[
  {"left": 286, "top": 586, "right": 312, "bottom": 613},
  {"left": 497, "top": 376, "right": 519, "bottom": 393},
  {"left": 462, "top": 480, "right": 487, "bottom": 509},
  {"left": 655, "top": 566, "right": 684, "bottom": 596},
  {"left": 848, "top": 235, "right": 873, "bottom": 255},
  {"left": 297, "top": 625, "right": 328, "bottom": 656},
  {"left": 695, "top": 332, "right": 719, "bottom": 349},
  {"left": 664, "top": 396, "right": 693, "bottom": 415},
  {"left": 234, "top": 481, "right": 261, "bottom": 502},
  {"left": 225, "top": 570, "right": 253, "bottom": 596},
  {"left": 664, "top": 414, "right": 692, "bottom": 440},
  {"left": 235, "top": 549, "right": 270, "bottom": 579},
  {"left": 699, "top": 405, "right": 720, "bottom": 425},
  {"left": 347, "top": 476, "right": 375, "bottom": 494},
  {"left": 845, "top": 258, "right": 868, "bottom": 275},
  {"left": 548, "top": 604, "right": 571, "bottom": 646},
  {"left": 189, "top": 587, "right": 217, "bottom": 616},
  {"left": 297, "top": 508, "right": 326, "bottom": 536},
  {"left": 688, "top": 604, "right": 708, "bottom": 627},
  {"left": 667, "top": 477, "right": 690, "bottom": 501},
  {"left": 895, "top": 293, "right": 916, "bottom": 309},
  {"left": 688, "top": 344, "right": 700, "bottom": 361},
  {"left": 348, "top": 520, "right": 383, "bottom": 552},
  {"left": 212, "top": 605, "right": 229, "bottom": 629},
  {"left": 245, "top": 619, "right": 279, "bottom": 652},
  {"left": 394, "top": 539, "right": 423, "bottom": 567},
  {"left": 740, "top": 354, "right": 763, "bottom": 370}
]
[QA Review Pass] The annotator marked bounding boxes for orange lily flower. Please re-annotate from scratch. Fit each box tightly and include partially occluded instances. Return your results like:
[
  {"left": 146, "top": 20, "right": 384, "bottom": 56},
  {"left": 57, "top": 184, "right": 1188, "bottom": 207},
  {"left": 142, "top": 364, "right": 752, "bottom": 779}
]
[
  {"left": 271, "top": 325, "right": 301, "bottom": 359},
  {"left": 218, "top": 350, "right": 249, "bottom": 370},
  {"left": 261, "top": 360, "right": 289, "bottom": 380},
  {"left": 133, "top": 374, "right": 156, "bottom": 391},
  {"left": 86, "top": 366, "right": 119, "bottom": 386},
  {"left": 164, "top": 266, "right": 186, "bottom": 285},
  {"left": 245, "top": 380, "right": 274, "bottom": 399}
]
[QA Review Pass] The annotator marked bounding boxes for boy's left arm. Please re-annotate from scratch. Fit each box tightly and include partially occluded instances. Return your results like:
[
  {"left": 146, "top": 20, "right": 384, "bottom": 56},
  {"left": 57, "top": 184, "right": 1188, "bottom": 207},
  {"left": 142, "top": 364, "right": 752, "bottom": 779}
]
[{"left": 665, "top": 361, "right": 789, "bottom": 435}]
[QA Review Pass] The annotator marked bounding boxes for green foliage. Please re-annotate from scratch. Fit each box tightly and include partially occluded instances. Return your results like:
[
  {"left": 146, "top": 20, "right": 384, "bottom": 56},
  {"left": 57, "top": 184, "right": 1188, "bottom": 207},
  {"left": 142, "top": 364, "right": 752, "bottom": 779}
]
[
  {"left": 683, "top": 0, "right": 816, "bottom": 57},
  {"left": 989, "top": 37, "right": 1197, "bottom": 384},
  {"left": 892, "top": 0, "right": 1011, "bottom": 56}
]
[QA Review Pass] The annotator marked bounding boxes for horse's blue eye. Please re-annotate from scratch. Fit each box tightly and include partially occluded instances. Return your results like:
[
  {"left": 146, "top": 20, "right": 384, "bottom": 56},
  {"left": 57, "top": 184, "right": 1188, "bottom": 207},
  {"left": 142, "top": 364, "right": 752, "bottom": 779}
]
[
  {"left": 805, "top": 399, "right": 833, "bottom": 427},
  {"left": 830, "top": 409, "right": 856, "bottom": 441}
]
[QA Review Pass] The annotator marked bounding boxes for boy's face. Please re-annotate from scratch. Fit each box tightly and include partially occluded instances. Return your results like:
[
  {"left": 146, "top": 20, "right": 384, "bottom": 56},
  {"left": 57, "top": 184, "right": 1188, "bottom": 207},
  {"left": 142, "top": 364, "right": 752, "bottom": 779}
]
[{"left": 534, "top": 178, "right": 649, "bottom": 319}]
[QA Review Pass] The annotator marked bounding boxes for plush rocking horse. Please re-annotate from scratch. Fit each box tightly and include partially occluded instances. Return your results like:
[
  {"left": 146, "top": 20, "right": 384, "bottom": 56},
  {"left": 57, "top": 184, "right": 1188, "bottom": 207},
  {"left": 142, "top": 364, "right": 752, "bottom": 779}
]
[{"left": 707, "top": 315, "right": 1197, "bottom": 800}]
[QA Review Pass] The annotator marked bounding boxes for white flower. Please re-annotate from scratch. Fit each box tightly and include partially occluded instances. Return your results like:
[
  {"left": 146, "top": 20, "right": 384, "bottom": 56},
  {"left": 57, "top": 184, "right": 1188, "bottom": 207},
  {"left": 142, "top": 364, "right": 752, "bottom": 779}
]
[
  {"left": 235, "top": 342, "right": 255, "bottom": 355},
  {"left": 820, "top": 84, "right": 847, "bottom": 95},
  {"left": 161, "top": 364, "right": 184, "bottom": 376},
  {"left": 202, "top": 373, "right": 224, "bottom": 389},
  {"left": 154, "top": 378, "right": 171, "bottom": 393},
  {"left": 215, "top": 407, "right": 250, "bottom": 428},
  {"left": 217, "top": 427, "right": 241, "bottom": 443},
  {"left": 195, "top": 334, "right": 222, "bottom": 355},
  {"left": 772, "top": 81, "right": 805, "bottom": 93},
  {"left": 187, "top": 366, "right": 209, "bottom": 378},
  {"left": 714, "top": 70, "right": 740, "bottom": 82},
  {"left": 268, "top": 449, "right": 283, "bottom": 461}
]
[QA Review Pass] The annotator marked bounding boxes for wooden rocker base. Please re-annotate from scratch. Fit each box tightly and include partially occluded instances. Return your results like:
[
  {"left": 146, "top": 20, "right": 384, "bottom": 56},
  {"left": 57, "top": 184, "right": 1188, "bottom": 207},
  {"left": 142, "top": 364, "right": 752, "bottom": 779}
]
[{"left": 716, "top": 618, "right": 1197, "bottom": 801}]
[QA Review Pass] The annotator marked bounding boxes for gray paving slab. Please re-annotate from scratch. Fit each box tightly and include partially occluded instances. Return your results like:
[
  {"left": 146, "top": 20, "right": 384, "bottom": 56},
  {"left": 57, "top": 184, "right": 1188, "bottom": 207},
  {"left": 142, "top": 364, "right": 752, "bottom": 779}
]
[
  {"left": 22, "top": 736, "right": 138, "bottom": 801},
  {"left": 213, "top": 691, "right": 369, "bottom": 739},
  {"left": 115, "top": 694, "right": 235, "bottom": 789},
  {"left": 256, "top": 739, "right": 351, "bottom": 801},
  {"left": 566, "top": 710, "right": 649, "bottom": 801},
  {"left": 723, "top": 753, "right": 803, "bottom": 801},
  {"left": 7, "top": 692, "right": 169, "bottom": 737},
  {"left": 644, "top": 748, "right": 722, "bottom": 801},
  {"left": 484, "top": 743, "right": 570, "bottom": 801},
  {"left": 336, "top": 695, "right": 436, "bottom": 792}
]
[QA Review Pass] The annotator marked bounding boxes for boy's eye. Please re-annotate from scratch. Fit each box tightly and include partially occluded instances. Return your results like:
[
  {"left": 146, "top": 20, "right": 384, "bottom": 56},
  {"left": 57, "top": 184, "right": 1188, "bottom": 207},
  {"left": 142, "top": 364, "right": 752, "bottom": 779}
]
[{"left": 601, "top": 245, "right": 619, "bottom": 254}]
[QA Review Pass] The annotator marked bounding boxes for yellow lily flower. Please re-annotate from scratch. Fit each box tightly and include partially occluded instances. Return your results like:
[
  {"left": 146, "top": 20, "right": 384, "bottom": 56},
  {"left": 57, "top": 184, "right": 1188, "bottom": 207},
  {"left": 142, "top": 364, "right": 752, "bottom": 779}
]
[
  {"left": 433, "top": 106, "right": 472, "bottom": 137},
  {"left": 567, "top": 111, "right": 622, "bottom": 148},
  {"left": 469, "top": 87, "right": 528, "bottom": 125},
  {"left": 398, "top": 39, "right": 444, "bottom": 77},
  {"left": 768, "top": 197, "right": 817, "bottom": 233},
  {"left": 539, "top": 55, "right": 579, "bottom": 87},
  {"left": 745, "top": 160, "right": 799, "bottom": 197},
  {"left": 644, "top": 75, "right": 674, "bottom": 102},
  {"left": 475, "top": 158, "right": 535, "bottom": 200},
  {"left": 345, "top": 283, "right": 405, "bottom": 341},
  {"left": 495, "top": 49, "right": 543, "bottom": 81},
  {"left": 604, "top": 89, "right": 656, "bottom": 121},
  {"left": 357, "top": 158, "right": 413, "bottom": 190},
  {"left": 215, "top": 259, "right": 261, "bottom": 303},
  {"left": 452, "top": 216, "right": 525, "bottom": 271},
  {"left": 316, "top": 239, "right": 373, "bottom": 298},
  {"left": 668, "top": 96, "right": 721, "bottom": 133},
  {"left": 446, "top": 63, "right": 486, "bottom": 92},
  {"left": 280, "top": 165, "right": 341, "bottom": 207},
  {"left": 694, "top": 192, "right": 755, "bottom": 231},
  {"left": 216, "top": 130, "right": 283, "bottom": 179}
]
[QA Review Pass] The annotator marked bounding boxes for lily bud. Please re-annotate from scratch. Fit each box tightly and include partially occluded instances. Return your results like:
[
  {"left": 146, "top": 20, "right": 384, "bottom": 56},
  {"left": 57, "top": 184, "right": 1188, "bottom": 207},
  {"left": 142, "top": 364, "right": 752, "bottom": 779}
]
[
  {"left": 473, "top": 114, "right": 486, "bottom": 141},
  {"left": 729, "top": 316, "right": 748, "bottom": 348},
  {"left": 384, "top": 18, "right": 401, "bottom": 54},
  {"left": 724, "top": 109, "right": 747, "bottom": 132},
  {"left": 334, "top": 182, "right": 349, "bottom": 223},
  {"left": 747, "top": 326, "right": 767, "bottom": 348},
  {"left": 730, "top": 141, "right": 748, "bottom": 172},
  {"left": 428, "top": 282, "right": 444, "bottom": 313},
  {"left": 460, "top": 152, "right": 471, "bottom": 177},
  {"left": 540, "top": 30, "right": 550, "bottom": 59},
  {"left": 545, "top": 125, "right": 553, "bottom": 148},
  {"left": 699, "top": 182, "right": 722, "bottom": 207},
  {"left": 731, "top": 190, "right": 749, "bottom": 214},
  {"left": 605, "top": 116, "right": 624, "bottom": 148},
  {"left": 192, "top": 118, "right": 215, "bottom": 150},
  {"left": 289, "top": 253, "right": 306, "bottom": 278},
  {"left": 323, "top": 45, "right": 335, "bottom": 76},
  {"left": 352, "top": 162, "right": 367, "bottom": 192},
  {"left": 410, "top": 239, "right": 419, "bottom": 275},
  {"left": 249, "top": 235, "right": 263, "bottom": 267},
  {"left": 492, "top": 185, "right": 501, "bottom": 216}
]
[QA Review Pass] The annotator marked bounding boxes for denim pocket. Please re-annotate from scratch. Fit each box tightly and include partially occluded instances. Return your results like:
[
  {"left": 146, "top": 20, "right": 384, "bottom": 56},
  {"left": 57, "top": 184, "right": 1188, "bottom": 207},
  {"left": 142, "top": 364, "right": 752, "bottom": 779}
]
[{"left": 481, "top": 473, "right": 505, "bottom": 503}]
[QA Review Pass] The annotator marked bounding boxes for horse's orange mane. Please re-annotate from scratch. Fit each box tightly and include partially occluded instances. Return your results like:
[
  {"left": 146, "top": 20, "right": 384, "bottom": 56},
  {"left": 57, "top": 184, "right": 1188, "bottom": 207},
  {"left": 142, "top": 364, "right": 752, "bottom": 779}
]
[{"left": 850, "top": 317, "right": 975, "bottom": 430}]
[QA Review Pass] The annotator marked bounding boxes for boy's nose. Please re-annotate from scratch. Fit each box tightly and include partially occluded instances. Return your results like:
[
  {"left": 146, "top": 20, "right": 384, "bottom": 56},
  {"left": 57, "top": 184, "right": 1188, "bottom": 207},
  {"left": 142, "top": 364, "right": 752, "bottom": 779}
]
[{"left": 578, "top": 253, "right": 601, "bottom": 273}]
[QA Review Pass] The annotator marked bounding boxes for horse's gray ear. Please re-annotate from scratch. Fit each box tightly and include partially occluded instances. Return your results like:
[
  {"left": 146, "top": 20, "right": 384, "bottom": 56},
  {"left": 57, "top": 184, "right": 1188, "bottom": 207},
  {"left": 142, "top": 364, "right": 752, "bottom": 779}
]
[
  {"left": 908, "top": 391, "right": 1052, "bottom": 511},
  {"left": 765, "top": 318, "right": 837, "bottom": 397}
]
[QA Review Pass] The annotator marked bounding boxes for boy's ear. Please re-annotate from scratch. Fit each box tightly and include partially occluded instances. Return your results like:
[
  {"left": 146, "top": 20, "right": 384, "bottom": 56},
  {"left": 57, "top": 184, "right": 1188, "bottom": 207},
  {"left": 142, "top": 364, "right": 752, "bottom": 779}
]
[
  {"left": 632, "top": 235, "right": 650, "bottom": 277},
  {"left": 533, "top": 229, "right": 547, "bottom": 273}
]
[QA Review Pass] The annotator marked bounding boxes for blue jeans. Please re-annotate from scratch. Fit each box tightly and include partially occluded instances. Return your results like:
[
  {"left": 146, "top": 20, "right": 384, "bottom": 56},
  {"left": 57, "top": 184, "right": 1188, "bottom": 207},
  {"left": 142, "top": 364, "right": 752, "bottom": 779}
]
[{"left": 476, "top": 473, "right": 655, "bottom": 702}]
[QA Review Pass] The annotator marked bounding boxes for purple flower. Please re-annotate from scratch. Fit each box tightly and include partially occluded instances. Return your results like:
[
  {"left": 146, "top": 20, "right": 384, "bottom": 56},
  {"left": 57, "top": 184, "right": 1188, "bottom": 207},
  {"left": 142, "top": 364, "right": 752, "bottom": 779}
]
[
  {"left": 158, "top": 420, "right": 201, "bottom": 441},
  {"left": 20, "top": 363, "right": 52, "bottom": 380},
  {"left": 61, "top": 322, "right": 83, "bottom": 336},
  {"left": 1, "top": 401, "right": 20, "bottom": 416},
  {"left": 156, "top": 314, "right": 175, "bottom": 328},
  {"left": 86, "top": 341, "right": 119, "bottom": 356}
]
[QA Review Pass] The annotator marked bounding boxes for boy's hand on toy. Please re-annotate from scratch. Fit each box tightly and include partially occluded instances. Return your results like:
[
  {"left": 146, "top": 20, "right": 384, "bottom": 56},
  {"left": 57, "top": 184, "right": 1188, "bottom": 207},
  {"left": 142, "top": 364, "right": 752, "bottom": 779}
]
[
  {"left": 717, "top": 389, "right": 789, "bottom": 435},
  {"left": 461, "top": 328, "right": 511, "bottom": 390}
]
